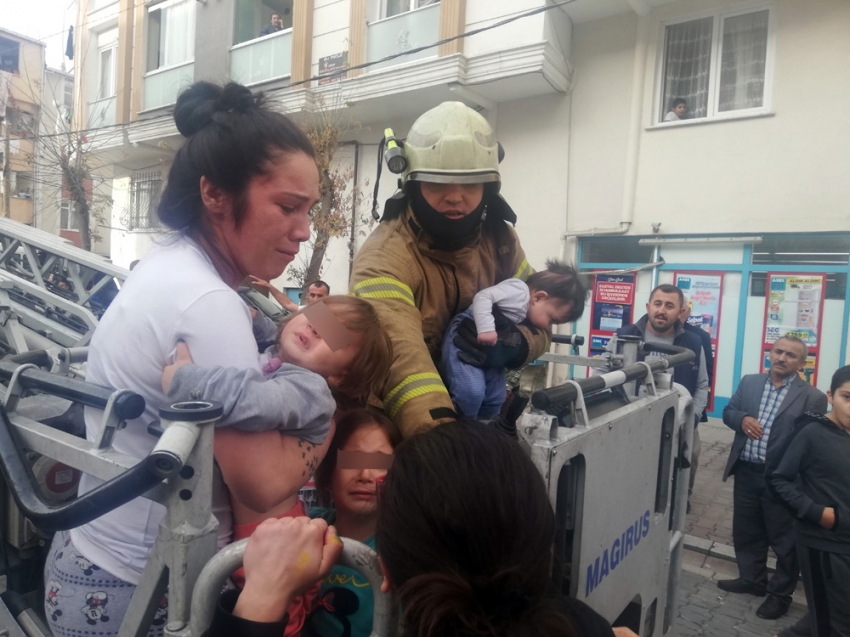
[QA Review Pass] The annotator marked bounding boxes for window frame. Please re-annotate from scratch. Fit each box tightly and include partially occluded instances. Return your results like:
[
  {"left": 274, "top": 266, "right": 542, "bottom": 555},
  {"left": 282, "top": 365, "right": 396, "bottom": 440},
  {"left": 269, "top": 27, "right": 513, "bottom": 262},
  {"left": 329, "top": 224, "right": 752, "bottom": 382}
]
[
  {"left": 146, "top": 0, "right": 196, "bottom": 74},
  {"left": 380, "top": 0, "right": 438, "bottom": 19},
  {"left": 653, "top": 3, "right": 777, "bottom": 127},
  {"left": 126, "top": 171, "right": 163, "bottom": 232},
  {"left": 97, "top": 43, "right": 117, "bottom": 100}
]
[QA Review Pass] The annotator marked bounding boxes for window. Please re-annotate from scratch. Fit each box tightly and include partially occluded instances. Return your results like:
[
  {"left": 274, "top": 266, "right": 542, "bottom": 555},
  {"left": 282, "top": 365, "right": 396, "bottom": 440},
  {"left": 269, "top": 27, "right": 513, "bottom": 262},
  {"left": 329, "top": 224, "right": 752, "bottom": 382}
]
[
  {"left": 63, "top": 76, "right": 74, "bottom": 121},
  {"left": 97, "top": 46, "right": 116, "bottom": 99},
  {"left": 581, "top": 238, "right": 655, "bottom": 265},
  {"left": 60, "top": 198, "right": 82, "bottom": 231},
  {"left": 147, "top": 0, "right": 196, "bottom": 72},
  {"left": 752, "top": 236, "right": 850, "bottom": 266},
  {"left": 0, "top": 37, "right": 19, "bottom": 74},
  {"left": 659, "top": 7, "right": 773, "bottom": 123},
  {"left": 383, "top": 0, "right": 437, "bottom": 18},
  {"left": 7, "top": 109, "right": 36, "bottom": 137},
  {"left": 126, "top": 172, "right": 163, "bottom": 231}
]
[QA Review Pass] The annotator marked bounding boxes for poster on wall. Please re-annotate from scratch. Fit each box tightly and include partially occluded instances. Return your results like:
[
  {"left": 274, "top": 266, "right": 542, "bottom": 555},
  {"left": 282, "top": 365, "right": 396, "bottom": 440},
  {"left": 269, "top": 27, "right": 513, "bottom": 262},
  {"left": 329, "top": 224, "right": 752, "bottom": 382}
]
[
  {"left": 587, "top": 273, "right": 636, "bottom": 374},
  {"left": 761, "top": 273, "right": 826, "bottom": 385},
  {"left": 675, "top": 272, "right": 724, "bottom": 412}
]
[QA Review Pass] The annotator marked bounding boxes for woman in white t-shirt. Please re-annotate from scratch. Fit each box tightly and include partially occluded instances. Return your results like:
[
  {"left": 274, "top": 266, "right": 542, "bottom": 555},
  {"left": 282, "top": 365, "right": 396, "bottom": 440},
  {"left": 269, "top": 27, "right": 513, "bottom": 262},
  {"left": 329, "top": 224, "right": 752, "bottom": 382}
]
[{"left": 43, "top": 81, "right": 330, "bottom": 636}]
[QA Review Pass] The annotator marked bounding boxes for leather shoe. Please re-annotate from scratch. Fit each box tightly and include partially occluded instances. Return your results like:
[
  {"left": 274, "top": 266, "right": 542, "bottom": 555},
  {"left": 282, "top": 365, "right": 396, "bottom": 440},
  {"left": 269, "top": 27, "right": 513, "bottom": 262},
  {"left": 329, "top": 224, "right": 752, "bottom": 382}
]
[
  {"left": 756, "top": 595, "right": 790, "bottom": 620},
  {"left": 716, "top": 578, "right": 767, "bottom": 596}
]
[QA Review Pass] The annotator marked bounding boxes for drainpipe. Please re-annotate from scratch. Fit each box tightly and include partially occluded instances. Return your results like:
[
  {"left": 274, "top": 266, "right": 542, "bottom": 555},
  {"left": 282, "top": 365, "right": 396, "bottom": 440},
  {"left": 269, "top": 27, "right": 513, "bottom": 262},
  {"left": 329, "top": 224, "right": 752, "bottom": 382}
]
[{"left": 561, "top": 8, "right": 651, "bottom": 243}]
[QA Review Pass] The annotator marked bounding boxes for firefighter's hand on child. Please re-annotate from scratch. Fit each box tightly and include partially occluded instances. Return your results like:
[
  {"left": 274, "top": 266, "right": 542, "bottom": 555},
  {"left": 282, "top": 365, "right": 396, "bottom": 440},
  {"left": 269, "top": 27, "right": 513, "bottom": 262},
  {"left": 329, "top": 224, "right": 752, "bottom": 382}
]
[
  {"left": 476, "top": 331, "right": 498, "bottom": 346},
  {"left": 162, "top": 340, "right": 194, "bottom": 393},
  {"left": 234, "top": 517, "right": 343, "bottom": 623}
]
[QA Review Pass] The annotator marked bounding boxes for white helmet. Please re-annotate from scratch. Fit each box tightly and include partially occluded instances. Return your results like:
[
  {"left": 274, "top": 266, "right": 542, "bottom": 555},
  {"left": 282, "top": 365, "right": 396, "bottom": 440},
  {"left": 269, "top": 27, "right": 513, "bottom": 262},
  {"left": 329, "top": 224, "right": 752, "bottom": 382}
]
[{"left": 401, "top": 102, "right": 501, "bottom": 187}]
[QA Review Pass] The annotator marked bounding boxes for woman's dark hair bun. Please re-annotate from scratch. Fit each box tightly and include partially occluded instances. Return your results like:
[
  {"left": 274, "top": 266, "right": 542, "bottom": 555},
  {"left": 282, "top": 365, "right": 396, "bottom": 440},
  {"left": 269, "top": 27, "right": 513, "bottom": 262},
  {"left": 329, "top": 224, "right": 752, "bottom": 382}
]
[{"left": 173, "top": 81, "right": 261, "bottom": 138}]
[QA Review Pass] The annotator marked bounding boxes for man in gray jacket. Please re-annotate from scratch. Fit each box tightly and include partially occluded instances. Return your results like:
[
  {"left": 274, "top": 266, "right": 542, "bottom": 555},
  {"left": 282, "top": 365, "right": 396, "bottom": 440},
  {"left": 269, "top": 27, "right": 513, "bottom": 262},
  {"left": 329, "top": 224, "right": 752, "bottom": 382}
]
[{"left": 718, "top": 335, "right": 827, "bottom": 620}]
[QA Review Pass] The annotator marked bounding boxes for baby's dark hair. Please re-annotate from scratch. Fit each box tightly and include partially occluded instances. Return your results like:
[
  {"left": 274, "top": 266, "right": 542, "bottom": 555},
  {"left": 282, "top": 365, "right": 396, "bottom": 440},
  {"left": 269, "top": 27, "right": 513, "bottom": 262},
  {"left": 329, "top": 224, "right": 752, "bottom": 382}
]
[
  {"left": 525, "top": 261, "right": 588, "bottom": 323},
  {"left": 671, "top": 97, "right": 687, "bottom": 108},
  {"left": 830, "top": 365, "right": 850, "bottom": 394}
]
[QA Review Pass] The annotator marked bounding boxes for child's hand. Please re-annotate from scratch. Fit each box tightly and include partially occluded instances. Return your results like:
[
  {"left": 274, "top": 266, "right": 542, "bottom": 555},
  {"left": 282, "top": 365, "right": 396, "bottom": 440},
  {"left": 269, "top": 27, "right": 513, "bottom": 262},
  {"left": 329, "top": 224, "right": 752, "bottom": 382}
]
[
  {"left": 477, "top": 331, "right": 498, "bottom": 347},
  {"left": 235, "top": 517, "right": 343, "bottom": 622},
  {"left": 820, "top": 507, "right": 836, "bottom": 529},
  {"left": 162, "top": 341, "right": 195, "bottom": 393}
]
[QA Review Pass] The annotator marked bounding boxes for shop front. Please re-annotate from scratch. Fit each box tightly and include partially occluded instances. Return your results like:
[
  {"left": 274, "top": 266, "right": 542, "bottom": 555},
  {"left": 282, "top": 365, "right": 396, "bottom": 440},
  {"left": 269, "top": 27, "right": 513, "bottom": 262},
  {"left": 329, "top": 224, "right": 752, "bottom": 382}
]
[{"left": 573, "top": 234, "right": 850, "bottom": 416}]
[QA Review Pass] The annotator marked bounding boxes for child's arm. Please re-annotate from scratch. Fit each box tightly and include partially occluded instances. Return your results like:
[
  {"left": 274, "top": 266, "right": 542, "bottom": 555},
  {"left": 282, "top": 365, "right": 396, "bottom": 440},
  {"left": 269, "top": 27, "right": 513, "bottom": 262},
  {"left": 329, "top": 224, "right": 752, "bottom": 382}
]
[
  {"left": 251, "top": 310, "right": 279, "bottom": 347},
  {"left": 164, "top": 345, "right": 334, "bottom": 444},
  {"left": 470, "top": 279, "right": 529, "bottom": 344},
  {"left": 769, "top": 428, "right": 824, "bottom": 526}
]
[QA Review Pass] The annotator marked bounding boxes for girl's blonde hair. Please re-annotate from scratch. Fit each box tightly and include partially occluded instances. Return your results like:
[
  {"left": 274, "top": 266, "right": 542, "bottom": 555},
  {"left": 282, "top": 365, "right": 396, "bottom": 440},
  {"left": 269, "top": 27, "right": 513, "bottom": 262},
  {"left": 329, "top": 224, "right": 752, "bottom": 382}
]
[{"left": 276, "top": 296, "right": 393, "bottom": 408}]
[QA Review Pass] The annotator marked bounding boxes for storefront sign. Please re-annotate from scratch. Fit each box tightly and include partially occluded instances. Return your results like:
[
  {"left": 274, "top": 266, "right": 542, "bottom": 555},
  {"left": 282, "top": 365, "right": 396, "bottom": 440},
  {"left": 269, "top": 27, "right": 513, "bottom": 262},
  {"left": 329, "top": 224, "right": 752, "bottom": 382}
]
[
  {"left": 761, "top": 273, "right": 826, "bottom": 385},
  {"left": 675, "top": 272, "right": 724, "bottom": 412},
  {"left": 318, "top": 52, "right": 348, "bottom": 85},
  {"left": 587, "top": 273, "right": 636, "bottom": 372}
]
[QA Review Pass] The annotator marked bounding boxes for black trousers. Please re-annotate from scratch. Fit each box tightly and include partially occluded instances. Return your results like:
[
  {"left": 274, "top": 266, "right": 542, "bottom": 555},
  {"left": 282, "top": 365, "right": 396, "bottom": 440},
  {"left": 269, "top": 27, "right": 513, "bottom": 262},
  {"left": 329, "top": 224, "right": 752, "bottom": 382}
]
[
  {"left": 732, "top": 461, "right": 799, "bottom": 601},
  {"left": 799, "top": 544, "right": 850, "bottom": 637}
]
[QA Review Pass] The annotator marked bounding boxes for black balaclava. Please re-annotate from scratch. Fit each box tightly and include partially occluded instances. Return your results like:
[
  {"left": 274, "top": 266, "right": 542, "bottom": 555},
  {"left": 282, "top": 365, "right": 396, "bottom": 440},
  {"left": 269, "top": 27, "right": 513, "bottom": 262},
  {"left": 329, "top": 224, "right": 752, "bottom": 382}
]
[{"left": 409, "top": 182, "right": 495, "bottom": 251}]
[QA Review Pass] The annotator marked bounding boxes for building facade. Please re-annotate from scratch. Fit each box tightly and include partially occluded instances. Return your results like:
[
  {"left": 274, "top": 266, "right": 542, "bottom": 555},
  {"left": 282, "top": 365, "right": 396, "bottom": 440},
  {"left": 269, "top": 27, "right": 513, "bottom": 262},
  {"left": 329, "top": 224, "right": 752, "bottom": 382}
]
[
  {"left": 0, "top": 29, "right": 45, "bottom": 226},
  {"left": 74, "top": 0, "right": 850, "bottom": 404}
]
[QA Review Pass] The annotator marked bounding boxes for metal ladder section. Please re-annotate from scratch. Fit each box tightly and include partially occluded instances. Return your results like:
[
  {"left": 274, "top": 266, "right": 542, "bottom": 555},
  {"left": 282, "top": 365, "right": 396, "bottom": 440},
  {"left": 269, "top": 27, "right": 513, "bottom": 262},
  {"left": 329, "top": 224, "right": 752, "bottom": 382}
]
[{"left": 0, "top": 218, "right": 128, "bottom": 355}]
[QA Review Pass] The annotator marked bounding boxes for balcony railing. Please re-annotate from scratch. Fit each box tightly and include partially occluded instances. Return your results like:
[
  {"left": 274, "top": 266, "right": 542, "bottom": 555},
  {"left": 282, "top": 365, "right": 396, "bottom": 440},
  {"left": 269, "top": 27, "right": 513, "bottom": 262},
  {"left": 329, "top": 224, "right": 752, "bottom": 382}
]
[
  {"left": 366, "top": 3, "right": 440, "bottom": 71},
  {"left": 87, "top": 97, "right": 116, "bottom": 127},
  {"left": 143, "top": 61, "right": 195, "bottom": 111},
  {"left": 230, "top": 29, "right": 293, "bottom": 86}
]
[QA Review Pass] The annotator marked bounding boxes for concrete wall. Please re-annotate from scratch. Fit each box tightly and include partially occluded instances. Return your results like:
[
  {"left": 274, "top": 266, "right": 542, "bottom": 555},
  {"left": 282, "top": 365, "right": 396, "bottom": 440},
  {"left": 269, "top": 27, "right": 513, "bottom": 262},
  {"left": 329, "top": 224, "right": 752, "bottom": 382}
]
[
  {"left": 195, "top": 0, "right": 236, "bottom": 83},
  {"left": 567, "top": 0, "right": 850, "bottom": 237}
]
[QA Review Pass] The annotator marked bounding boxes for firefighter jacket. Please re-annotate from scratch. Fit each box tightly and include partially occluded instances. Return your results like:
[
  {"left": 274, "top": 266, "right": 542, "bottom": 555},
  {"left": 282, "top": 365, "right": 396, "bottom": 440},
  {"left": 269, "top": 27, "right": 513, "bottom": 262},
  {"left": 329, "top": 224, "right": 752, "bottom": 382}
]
[{"left": 349, "top": 206, "right": 550, "bottom": 437}]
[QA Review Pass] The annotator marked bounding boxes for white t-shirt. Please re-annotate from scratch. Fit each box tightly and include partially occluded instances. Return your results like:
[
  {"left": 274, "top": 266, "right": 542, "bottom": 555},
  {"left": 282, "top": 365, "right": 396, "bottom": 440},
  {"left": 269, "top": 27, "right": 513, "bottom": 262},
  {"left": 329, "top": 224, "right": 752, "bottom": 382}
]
[{"left": 70, "top": 236, "right": 261, "bottom": 584}]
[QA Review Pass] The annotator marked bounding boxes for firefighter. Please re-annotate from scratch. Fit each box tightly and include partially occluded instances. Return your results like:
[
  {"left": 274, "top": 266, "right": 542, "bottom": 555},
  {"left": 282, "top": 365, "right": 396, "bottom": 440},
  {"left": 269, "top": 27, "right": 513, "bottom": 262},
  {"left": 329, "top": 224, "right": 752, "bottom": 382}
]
[{"left": 350, "top": 102, "right": 550, "bottom": 437}]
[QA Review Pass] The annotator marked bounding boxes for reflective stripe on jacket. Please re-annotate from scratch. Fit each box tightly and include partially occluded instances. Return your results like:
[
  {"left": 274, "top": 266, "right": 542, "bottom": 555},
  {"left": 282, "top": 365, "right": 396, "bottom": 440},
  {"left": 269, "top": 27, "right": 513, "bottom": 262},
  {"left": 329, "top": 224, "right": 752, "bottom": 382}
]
[{"left": 350, "top": 207, "right": 548, "bottom": 437}]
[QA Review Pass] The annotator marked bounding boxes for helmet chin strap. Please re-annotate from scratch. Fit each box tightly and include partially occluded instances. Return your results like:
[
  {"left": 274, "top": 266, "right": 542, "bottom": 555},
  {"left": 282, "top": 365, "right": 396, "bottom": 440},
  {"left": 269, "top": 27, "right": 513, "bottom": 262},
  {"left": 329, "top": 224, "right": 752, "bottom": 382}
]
[{"left": 409, "top": 183, "right": 492, "bottom": 251}]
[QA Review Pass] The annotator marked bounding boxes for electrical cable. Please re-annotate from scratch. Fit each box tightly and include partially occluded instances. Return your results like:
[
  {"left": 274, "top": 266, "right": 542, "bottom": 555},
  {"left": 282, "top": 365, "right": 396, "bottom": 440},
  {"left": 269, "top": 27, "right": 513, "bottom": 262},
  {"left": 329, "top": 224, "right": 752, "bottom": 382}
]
[{"left": 18, "top": 0, "right": 578, "bottom": 142}]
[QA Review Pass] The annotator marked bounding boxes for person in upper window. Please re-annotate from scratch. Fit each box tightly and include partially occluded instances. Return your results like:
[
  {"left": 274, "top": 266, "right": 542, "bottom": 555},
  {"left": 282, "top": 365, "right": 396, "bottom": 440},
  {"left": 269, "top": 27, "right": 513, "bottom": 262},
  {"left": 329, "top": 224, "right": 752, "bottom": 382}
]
[
  {"left": 664, "top": 98, "right": 687, "bottom": 121},
  {"left": 259, "top": 12, "right": 283, "bottom": 37}
]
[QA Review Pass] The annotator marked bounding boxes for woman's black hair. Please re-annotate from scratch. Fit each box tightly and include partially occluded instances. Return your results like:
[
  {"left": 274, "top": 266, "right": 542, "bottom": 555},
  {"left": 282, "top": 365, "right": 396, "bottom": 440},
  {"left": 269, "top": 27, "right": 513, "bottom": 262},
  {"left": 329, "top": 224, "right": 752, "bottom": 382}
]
[
  {"left": 830, "top": 365, "right": 850, "bottom": 394},
  {"left": 376, "top": 421, "right": 578, "bottom": 637},
  {"left": 158, "top": 81, "right": 315, "bottom": 238}
]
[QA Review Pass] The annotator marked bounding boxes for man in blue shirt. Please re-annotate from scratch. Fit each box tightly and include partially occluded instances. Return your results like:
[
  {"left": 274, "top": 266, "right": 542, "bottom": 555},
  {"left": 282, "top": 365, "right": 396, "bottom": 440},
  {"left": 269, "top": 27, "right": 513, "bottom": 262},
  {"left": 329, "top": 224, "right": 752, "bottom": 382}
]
[{"left": 719, "top": 336, "right": 827, "bottom": 620}]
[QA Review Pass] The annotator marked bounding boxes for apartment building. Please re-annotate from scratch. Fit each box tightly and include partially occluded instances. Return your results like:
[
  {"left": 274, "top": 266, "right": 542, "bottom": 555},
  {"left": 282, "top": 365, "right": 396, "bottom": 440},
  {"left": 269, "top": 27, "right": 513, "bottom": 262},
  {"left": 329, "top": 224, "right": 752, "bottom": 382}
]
[
  {"left": 0, "top": 29, "right": 45, "bottom": 226},
  {"left": 75, "top": 0, "right": 850, "bottom": 405}
]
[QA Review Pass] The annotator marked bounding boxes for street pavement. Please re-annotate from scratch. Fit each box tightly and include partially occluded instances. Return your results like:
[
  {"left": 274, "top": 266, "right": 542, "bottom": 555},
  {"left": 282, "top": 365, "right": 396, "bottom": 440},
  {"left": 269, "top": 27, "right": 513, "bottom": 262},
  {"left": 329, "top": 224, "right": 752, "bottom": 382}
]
[{"left": 673, "top": 419, "right": 808, "bottom": 636}]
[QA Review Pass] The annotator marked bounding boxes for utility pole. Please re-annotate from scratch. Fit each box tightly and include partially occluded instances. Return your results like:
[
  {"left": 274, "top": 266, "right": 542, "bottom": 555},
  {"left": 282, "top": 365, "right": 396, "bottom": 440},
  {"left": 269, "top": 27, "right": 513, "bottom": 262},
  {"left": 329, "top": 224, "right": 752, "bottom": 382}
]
[{"left": 2, "top": 117, "right": 10, "bottom": 218}]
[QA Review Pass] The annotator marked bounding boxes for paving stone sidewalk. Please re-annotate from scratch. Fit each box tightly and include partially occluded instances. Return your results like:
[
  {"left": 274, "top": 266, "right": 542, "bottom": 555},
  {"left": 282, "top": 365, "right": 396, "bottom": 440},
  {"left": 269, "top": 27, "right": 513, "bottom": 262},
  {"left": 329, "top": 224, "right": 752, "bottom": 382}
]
[{"left": 676, "top": 567, "right": 807, "bottom": 637}]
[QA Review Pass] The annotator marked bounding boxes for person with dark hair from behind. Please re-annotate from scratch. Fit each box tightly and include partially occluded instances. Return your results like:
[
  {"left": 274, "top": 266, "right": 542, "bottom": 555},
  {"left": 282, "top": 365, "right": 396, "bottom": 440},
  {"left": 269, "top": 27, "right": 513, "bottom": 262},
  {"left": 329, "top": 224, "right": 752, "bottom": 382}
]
[
  {"left": 206, "top": 421, "right": 639, "bottom": 637},
  {"left": 305, "top": 408, "right": 402, "bottom": 637},
  {"left": 43, "top": 80, "right": 329, "bottom": 635},
  {"left": 664, "top": 98, "right": 687, "bottom": 121},
  {"left": 444, "top": 260, "right": 587, "bottom": 418},
  {"left": 768, "top": 365, "right": 850, "bottom": 637}
]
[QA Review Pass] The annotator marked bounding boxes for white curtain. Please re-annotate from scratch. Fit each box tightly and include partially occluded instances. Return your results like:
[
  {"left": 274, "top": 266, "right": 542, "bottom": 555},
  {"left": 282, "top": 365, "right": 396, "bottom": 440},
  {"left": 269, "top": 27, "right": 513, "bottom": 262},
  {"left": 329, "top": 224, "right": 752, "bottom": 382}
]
[
  {"left": 162, "top": 0, "right": 196, "bottom": 67},
  {"left": 662, "top": 17, "right": 713, "bottom": 119},
  {"left": 718, "top": 10, "right": 769, "bottom": 112}
]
